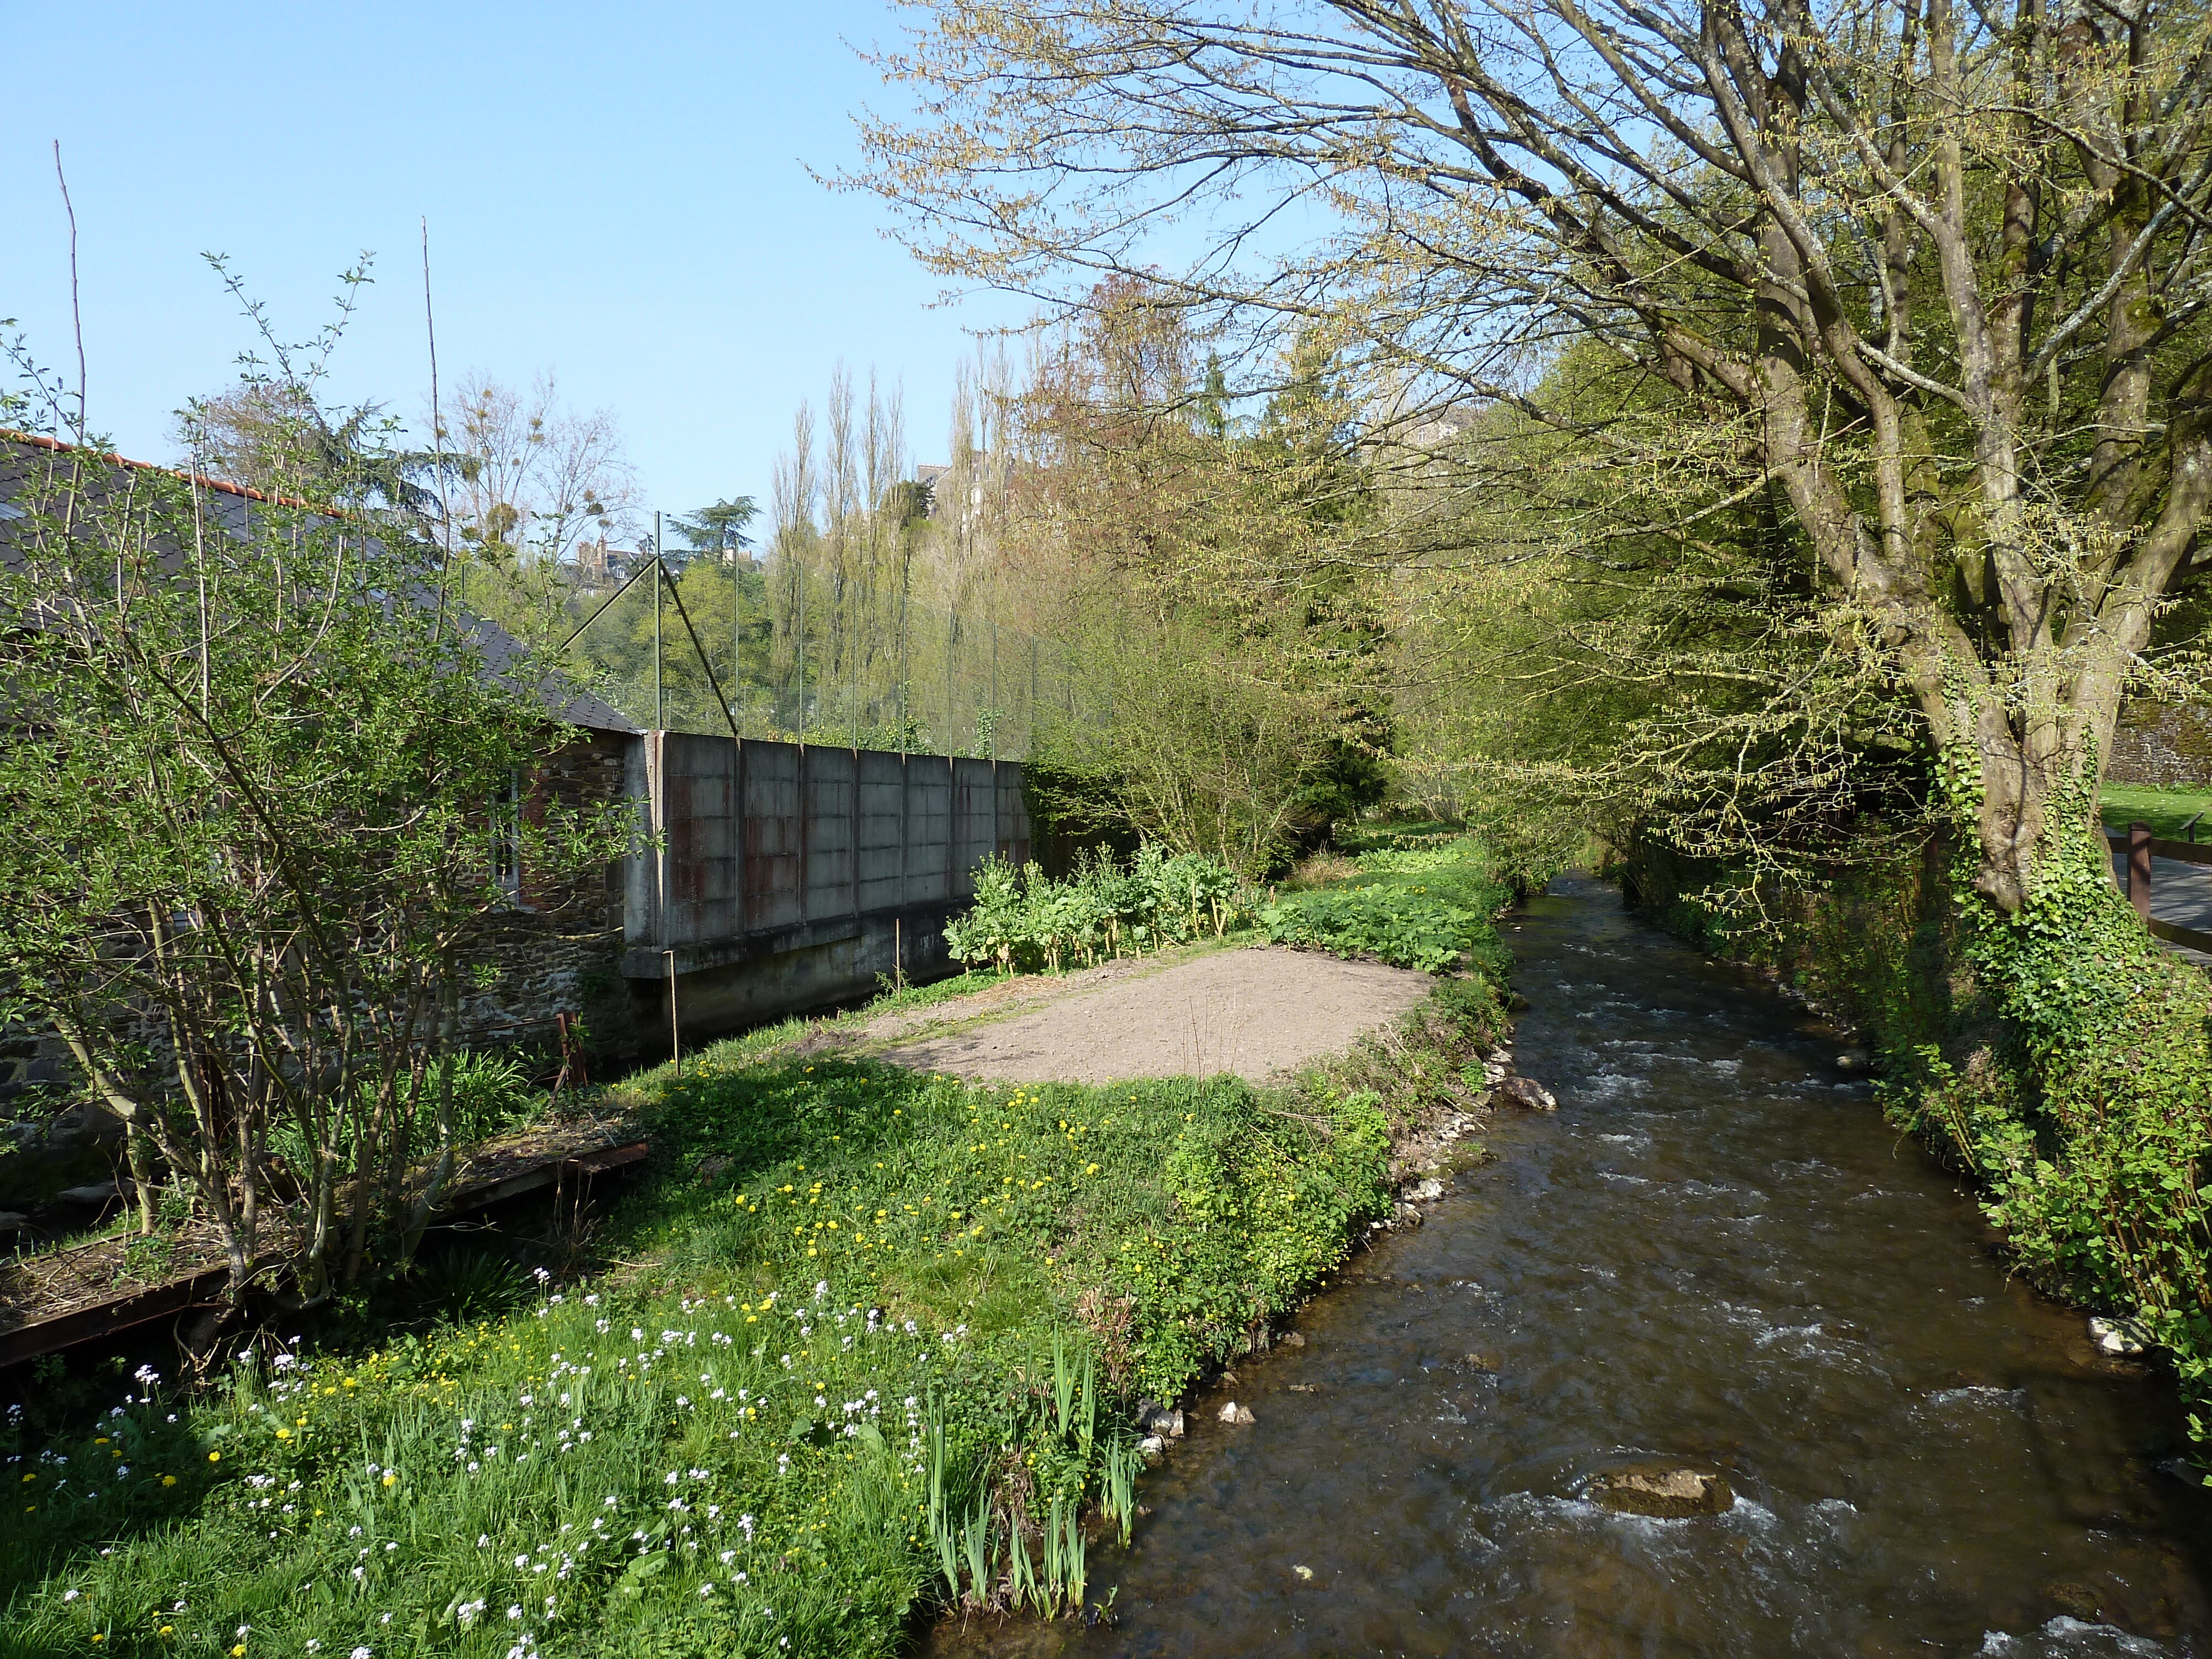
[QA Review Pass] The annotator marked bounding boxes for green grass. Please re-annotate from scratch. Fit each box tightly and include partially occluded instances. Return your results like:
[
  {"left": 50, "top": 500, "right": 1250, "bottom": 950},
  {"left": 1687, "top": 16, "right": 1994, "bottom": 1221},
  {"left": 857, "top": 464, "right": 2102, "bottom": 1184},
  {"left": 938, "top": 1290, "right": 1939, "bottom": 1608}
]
[
  {"left": 1, "top": 898, "right": 1509, "bottom": 1657},
  {"left": 2100, "top": 783, "right": 2212, "bottom": 841}
]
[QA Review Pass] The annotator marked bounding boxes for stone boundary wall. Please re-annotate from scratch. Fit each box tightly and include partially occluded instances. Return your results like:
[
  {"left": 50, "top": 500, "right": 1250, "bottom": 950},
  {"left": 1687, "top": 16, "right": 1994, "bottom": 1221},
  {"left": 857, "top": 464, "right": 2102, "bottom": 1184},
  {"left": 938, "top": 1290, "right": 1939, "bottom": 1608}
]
[{"left": 2110, "top": 703, "right": 2212, "bottom": 787}]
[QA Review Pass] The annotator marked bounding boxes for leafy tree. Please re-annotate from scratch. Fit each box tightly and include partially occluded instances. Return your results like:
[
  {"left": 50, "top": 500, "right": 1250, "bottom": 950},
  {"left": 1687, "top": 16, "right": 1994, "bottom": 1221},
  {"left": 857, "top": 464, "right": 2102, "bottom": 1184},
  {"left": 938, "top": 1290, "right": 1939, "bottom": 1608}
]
[
  {"left": 668, "top": 496, "right": 760, "bottom": 567},
  {"left": 0, "top": 387, "right": 625, "bottom": 1312},
  {"left": 856, "top": 0, "right": 2212, "bottom": 910}
]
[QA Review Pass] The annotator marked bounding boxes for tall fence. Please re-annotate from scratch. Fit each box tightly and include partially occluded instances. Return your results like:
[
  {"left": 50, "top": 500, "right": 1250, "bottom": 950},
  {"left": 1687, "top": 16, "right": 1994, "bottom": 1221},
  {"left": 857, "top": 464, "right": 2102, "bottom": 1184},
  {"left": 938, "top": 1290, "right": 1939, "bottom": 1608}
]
[
  {"left": 563, "top": 548, "right": 1081, "bottom": 761},
  {"left": 622, "top": 731, "right": 1031, "bottom": 982}
]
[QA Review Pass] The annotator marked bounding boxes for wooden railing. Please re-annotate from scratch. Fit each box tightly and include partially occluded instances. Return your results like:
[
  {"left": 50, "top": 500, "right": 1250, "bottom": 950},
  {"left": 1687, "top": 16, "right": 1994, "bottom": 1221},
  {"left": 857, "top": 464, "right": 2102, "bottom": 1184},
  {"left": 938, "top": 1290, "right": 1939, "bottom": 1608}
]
[{"left": 2110, "top": 821, "right": 2212, "bottom": 956}]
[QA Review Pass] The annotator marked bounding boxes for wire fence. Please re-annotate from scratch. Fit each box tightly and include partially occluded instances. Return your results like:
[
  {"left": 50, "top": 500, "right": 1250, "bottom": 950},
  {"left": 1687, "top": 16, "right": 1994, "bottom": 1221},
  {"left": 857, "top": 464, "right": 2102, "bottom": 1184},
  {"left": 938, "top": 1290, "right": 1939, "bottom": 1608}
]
[{"left": 557, "top": 540, "right": 1080, "bottom": 760}]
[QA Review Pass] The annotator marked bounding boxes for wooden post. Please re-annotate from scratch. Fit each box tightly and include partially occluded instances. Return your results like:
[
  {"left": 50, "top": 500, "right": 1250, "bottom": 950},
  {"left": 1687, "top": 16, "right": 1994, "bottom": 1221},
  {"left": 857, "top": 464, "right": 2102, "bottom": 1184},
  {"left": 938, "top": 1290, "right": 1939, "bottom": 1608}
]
[{"left": 2130, "top": 821, "right": 2154, "bottom": 920}]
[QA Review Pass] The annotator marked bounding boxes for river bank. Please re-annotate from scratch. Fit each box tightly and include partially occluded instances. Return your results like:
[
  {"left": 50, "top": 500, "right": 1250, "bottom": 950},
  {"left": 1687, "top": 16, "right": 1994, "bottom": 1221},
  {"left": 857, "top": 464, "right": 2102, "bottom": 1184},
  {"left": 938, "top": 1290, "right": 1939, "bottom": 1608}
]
[
  {"left": 933, "top": 874, "right": 2212, "bottom": 1658},
  {"left": 0, "top": 845, "right": 1514, "bottom": 1658}
]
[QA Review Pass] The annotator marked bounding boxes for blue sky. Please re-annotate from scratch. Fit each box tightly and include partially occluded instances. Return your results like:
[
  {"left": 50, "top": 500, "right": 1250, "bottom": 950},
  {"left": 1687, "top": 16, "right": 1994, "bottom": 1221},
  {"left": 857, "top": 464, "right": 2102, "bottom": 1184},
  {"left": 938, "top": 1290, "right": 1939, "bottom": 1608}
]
[{"left": 0, "top": 1, "right": 1021, "bottom": 525}]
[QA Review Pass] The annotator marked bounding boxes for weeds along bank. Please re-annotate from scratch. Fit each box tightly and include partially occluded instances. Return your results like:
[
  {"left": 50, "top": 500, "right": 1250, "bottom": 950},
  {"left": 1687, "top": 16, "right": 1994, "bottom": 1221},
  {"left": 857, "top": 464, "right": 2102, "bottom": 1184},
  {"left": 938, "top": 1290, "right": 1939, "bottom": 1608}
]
[
  {"left": 954, "top": 832, "right": 1510, "bottom": 977},
  {"left": 1624, "top": 804, "right": 2212, "bottom": 1435},
  {"left": 2, "top": 837, "right": 1511, "bottom": 1658}
]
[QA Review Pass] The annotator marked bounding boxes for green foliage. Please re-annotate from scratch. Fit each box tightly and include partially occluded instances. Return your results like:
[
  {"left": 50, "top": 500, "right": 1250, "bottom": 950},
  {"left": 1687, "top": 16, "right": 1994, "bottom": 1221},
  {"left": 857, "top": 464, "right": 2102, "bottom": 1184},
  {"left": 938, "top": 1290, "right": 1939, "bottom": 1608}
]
[
  {"left": 1908, "top": 768, "right": 2212, "bottom": 1427},
  {"left": 408, "top": 1250, "right": 534, "bottom": 1324},
  {"left": 1260, "top": 839, "right": 1510, "bottom": 973},
  {"left": 266, "top": 1050, "right": 546, "bottom": 1180},
  {"left": 1635, "top": 765, "right": 2212, "bottom": 1444},
  {"left": 0, "top": 968, "right": 1521, "bottom": 1655},
  {"left": 943, "top": 846, "right": 1250, "bottom": 974},
  {"left": 0, "top": 413, "right": 628, "bottom": 1298}
]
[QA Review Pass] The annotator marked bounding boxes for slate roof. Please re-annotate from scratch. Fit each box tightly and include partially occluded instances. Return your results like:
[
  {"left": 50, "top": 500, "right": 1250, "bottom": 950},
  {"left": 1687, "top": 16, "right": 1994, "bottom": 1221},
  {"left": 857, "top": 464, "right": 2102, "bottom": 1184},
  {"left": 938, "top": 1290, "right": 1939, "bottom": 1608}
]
[{"left": 0, "top": 431, "right": 639, "bottom": 735}]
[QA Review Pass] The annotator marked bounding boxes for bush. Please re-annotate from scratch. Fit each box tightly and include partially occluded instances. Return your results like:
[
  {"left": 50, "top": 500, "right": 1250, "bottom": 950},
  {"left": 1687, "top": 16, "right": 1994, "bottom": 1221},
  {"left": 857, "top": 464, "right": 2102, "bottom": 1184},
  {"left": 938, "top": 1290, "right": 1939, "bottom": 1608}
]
[
  {"left": 943, "top": 844, "right": 1250, "bottom": 975},
  {"left": 1259, "top": 838, "right": 1509, "bottom": 972}
]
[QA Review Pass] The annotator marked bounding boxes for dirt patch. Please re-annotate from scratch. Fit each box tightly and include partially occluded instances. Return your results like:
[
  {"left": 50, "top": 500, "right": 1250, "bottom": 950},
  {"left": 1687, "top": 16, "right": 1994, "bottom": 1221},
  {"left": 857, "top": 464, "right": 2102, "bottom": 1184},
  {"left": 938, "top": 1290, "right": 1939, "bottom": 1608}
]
[{"left": 858, "top": 945, "right": 1436, "bottom": 1084}]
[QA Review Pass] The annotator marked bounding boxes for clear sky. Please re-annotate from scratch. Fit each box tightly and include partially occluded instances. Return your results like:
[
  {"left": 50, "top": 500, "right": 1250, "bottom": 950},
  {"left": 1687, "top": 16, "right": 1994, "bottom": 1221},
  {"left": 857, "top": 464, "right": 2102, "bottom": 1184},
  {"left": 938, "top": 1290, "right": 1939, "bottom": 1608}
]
[{"left": 0, "top": 1, "right": 1020, "bottom": 528}]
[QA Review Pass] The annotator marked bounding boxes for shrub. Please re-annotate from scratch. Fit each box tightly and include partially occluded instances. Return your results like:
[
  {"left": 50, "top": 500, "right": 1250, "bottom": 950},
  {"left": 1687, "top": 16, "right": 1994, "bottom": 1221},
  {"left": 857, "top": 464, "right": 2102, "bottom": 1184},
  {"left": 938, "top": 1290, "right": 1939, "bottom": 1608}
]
[
  {"left": 943, "top": 844, "right": 1251, "bottom": 975},
  {"left": 1259, "top": 839, "right": 1509, "bottom": 972}
]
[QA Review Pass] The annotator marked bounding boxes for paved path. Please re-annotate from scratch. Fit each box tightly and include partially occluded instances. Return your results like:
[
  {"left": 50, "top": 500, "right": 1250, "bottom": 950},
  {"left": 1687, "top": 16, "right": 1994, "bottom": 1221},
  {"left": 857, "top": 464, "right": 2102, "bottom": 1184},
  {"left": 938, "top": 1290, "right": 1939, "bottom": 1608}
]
[{"left": 2110, "top": 846, "right": 2212, "bottom": 961}]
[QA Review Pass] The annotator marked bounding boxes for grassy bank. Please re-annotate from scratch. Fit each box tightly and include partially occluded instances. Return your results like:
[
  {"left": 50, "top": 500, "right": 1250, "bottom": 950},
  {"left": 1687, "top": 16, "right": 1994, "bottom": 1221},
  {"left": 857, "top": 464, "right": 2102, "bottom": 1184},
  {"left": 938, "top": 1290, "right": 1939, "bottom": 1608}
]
[{"left": 1, "top": 840, "right": 1510, "bottom": 1658}]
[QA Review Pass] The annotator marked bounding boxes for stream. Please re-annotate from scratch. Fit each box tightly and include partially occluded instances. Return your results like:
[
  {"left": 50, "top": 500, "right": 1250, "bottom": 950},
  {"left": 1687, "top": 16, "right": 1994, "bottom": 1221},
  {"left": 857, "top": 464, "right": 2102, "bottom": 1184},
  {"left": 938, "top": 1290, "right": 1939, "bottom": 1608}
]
[{"left": 936, "top": 874, "right": 2212, "bottom": 1657}]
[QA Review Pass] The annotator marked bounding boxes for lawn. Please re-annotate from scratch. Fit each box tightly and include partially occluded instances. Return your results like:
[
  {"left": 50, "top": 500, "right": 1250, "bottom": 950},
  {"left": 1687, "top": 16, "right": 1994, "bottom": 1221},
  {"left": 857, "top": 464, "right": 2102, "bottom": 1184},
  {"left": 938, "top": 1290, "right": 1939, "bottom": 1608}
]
[
  {"left": 1, "top": 838, "right": 1510, "bottom": 1659},
  {"left": 2100, "top": 783, "right": 2212, "bottom": 842}
]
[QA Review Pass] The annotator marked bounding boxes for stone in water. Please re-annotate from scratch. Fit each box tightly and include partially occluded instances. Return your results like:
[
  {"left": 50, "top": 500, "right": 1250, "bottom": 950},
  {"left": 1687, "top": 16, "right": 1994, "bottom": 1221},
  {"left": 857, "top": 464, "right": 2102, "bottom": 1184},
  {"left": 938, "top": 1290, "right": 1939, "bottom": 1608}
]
[
  {"left": 1496, "top": 1077, "right": 1558, "bottom": 1112},
  {"left": 1589, "top": 1463, "right": 1733, "bottom": 1517}
]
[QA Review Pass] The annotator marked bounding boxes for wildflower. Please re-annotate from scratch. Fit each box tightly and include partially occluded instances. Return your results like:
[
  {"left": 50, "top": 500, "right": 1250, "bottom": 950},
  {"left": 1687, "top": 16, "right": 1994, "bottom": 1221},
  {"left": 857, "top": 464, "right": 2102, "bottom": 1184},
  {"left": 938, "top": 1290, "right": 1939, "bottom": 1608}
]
[
  {"left": 351, "top": 1648, "right": 373, "bottom": 1659},
  {"left": 508, "top": 1606, "right": 523, "bottom": 1620}
]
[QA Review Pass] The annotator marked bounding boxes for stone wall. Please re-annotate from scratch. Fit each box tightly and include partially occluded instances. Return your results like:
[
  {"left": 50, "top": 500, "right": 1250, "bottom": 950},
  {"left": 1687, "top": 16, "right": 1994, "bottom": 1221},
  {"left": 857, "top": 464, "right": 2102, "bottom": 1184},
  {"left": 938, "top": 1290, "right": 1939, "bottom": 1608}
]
[
  {"left": 450, "top": 727, "right": 634, "bottom": 1060},
  {"left": 2110, "top": 703, "right": 2212, "bottom": 787}
]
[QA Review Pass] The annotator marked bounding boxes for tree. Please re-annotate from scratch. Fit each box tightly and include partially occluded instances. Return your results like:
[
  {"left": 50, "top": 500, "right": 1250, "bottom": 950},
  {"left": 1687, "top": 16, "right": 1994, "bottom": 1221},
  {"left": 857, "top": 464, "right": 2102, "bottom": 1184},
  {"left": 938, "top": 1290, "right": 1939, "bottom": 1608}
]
[
  {"left": 856, "top": 0, "right": 2212, "bottom": 910},
  {"left": 669, "top": 497, "right": 760, "bottom": 567},
  {"left": 437, "top": 371, "right": 638, "bottom": 568},
  {"left": 0, "top": 411, "right": 625, "bottom": 1312}
]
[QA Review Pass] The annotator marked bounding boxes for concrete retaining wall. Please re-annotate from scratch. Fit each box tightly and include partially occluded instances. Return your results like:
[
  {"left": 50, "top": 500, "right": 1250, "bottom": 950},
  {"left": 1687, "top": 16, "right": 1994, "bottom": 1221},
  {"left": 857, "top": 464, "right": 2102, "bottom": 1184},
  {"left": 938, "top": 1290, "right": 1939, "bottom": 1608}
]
[{"left": 620, "top": 734, "right": 1030, "bottom": 1046}]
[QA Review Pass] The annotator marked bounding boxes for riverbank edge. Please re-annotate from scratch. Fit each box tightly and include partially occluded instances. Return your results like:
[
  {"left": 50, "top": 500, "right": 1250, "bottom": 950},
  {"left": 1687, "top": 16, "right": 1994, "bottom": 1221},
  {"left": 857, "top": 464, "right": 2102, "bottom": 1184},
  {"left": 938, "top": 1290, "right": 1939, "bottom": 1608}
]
[
  {"left": 0, "top": 940, "right": 1517, "bottom": 1659},
  {"left": 1615, "top": 833, "right": 2206, "bottom": 1407}
]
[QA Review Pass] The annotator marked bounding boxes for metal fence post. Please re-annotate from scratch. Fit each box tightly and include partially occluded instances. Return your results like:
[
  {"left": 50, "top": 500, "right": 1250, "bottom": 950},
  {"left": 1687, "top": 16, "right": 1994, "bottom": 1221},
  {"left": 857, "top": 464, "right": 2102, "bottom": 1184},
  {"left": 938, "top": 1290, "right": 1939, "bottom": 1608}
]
[{"left": 652, "top": 513, "right": 664, "bottom": 732}]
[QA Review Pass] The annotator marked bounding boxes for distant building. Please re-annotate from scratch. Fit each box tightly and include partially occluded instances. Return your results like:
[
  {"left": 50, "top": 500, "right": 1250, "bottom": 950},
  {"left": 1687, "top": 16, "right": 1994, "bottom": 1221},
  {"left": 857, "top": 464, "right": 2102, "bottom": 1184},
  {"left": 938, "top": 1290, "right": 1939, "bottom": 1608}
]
[
  {"left": 572, "top": 535, "right": 635, "bottom": 588},
  {"left": 914, "top": 464, "right": 953, "bottom": 519}
]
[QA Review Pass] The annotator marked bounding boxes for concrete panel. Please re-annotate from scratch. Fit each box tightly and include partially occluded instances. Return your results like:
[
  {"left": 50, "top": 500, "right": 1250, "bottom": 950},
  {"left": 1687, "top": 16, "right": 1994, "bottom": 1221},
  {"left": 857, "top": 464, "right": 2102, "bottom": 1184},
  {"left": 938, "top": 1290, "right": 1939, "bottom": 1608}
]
[
  {"left": 742, "top": 740, "right": 804, "bottom": 931},
  {"left": 951, "top": 758, "right": 998, "bottom": 897},
  {"left": 804, "top": 747, "right": 857, "bottom": 921},
  {"left": 646, "top": 898, "right": 961, "bottom": 1042},
  {"left": 855, "top": 749, "right": 907, "bottom": 914},
  {"left": 996, "top": 766, "right": 1032, "bottom": 867},
  {"left": 904, "top": 756, "right": 952, "bottom": 905},
  {"left": 622, "top": 736, "right": 659, "bottom": 947},
  {"left": 661, "top": 733, "right": 740, "bottom": 945}
]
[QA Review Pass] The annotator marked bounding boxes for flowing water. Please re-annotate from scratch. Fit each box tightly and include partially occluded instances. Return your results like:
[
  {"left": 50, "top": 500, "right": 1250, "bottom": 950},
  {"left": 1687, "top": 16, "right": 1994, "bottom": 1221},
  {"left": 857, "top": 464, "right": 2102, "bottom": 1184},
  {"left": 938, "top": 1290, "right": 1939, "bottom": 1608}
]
[{"left": 935, "top": 875, "right": 2212, "bottom": 1658}]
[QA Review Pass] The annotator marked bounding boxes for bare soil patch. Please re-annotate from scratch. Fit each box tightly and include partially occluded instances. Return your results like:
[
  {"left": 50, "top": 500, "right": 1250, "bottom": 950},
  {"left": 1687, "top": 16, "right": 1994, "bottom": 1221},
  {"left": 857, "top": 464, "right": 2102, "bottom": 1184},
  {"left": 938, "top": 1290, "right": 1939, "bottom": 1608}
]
[{"left": 853, "top": 945, "right": 1435, "bottom": 1084}]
